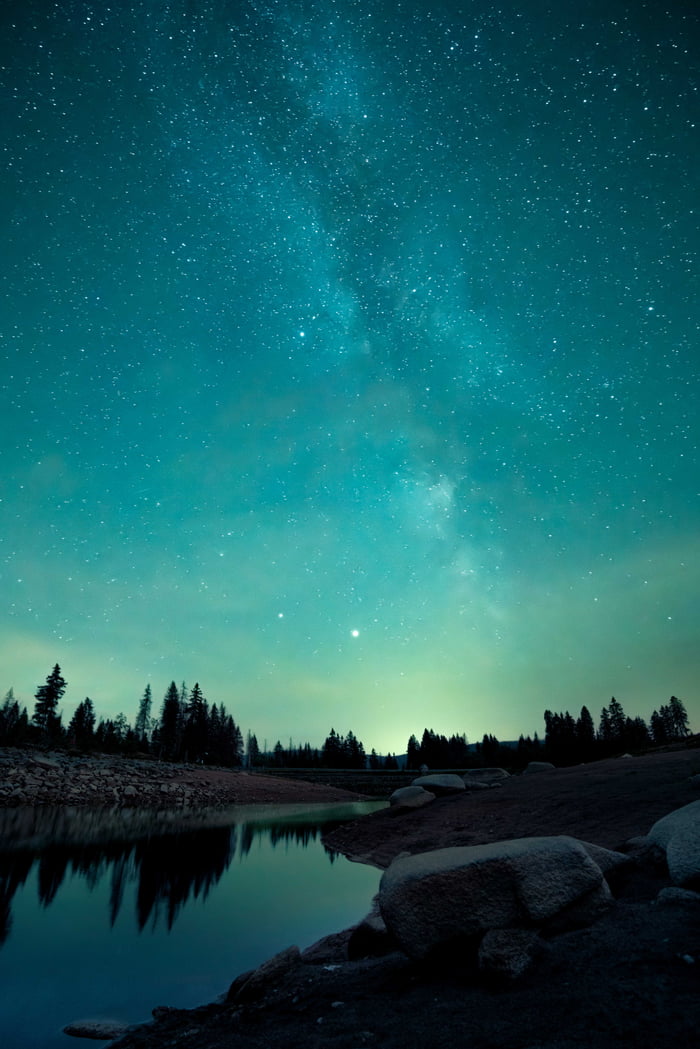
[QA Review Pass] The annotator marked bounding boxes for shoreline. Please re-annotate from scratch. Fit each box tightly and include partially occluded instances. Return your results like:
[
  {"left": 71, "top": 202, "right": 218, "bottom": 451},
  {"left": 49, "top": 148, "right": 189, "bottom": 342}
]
[
  {"left": 0, "top": 747, "right": 370, "bottom": 810},
  {"left": 104, "top": 749, "right": 700, "bottom": 1049}
]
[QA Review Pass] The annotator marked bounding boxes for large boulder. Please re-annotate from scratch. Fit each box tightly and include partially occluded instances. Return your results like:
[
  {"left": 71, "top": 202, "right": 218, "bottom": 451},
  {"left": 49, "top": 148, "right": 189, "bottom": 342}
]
[
  {"left": 389, "top": 785, "right": 435, "bottom": 811},
  {"left": 523, "top": 761, "right": 556, "bottom": 774},
  {"left": 411, "top": 774, "right": 466, "bottom": 796},
  {"left": 463, "top": 767, "right": 510, "bottom": 786},
  {"left": 647, "top": 801, "right": 700, "bottom": 886},
  {"left": 378, "top": 836, "right": 616, "bottom": 960}
]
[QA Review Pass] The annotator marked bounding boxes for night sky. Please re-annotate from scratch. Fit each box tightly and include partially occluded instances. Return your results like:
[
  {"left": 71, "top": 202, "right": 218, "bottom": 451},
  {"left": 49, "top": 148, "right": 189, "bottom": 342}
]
[{"left": 2, "top": 0, "right": 698, "bottom": 753}]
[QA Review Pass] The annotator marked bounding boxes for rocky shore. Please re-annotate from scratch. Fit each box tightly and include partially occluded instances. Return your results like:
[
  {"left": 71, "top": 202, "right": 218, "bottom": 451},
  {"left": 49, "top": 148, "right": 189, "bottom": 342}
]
[{"left": 0, "top": 748, "right": 368, "bottom": 809}]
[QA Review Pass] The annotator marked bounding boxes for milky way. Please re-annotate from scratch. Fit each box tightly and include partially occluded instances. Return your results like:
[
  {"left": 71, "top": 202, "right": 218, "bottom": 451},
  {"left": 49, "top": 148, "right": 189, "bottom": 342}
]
[{"left": 1, "top": 0, "right": 698, "bottom": 750}]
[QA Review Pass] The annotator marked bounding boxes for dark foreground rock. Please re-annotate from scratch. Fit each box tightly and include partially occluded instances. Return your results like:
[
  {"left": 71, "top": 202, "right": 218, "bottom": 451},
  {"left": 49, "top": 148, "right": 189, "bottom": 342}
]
[{"left": 107, "top": 890, "right": 700, "bottom": 1049}]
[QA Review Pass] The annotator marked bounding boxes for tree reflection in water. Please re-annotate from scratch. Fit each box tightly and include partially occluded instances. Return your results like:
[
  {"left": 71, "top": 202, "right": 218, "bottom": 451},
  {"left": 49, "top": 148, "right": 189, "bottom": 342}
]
[{"left": 0, "top": 805, "right": 367, "bottom": 945}]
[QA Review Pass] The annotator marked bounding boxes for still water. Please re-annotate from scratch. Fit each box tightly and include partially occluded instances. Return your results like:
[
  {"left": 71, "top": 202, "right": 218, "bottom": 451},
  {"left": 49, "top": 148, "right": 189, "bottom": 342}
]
[{"left": 0, "top": 801, "right": 383, "bottom": 1049}]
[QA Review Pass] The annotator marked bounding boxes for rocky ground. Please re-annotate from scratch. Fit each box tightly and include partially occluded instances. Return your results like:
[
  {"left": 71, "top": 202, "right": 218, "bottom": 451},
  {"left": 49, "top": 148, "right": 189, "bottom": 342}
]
[
  {"left": 0, "top": 748, "right": 367, "bottom": 808},
  {"left": 61, "top": 747, "right": 700, "bottom": 1049}
]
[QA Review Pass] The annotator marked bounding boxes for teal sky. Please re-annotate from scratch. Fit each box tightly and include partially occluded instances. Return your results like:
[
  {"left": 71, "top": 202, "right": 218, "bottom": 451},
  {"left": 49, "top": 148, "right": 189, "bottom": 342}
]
[{"left": 1, "top": 0, "right": 698, "bottom": 753}]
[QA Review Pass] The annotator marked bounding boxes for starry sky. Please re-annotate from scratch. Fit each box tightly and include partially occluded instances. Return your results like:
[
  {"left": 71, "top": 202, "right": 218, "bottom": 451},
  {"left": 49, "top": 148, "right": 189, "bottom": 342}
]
[{"left": 1, "top": 0, "right": 698, "bottom": 754}]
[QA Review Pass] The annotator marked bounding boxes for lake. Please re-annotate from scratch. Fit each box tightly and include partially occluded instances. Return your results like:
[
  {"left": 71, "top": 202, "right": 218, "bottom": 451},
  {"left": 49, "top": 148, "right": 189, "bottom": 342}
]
[{"left": 0, "top": 801, "right": 384, "bottom": 1049}]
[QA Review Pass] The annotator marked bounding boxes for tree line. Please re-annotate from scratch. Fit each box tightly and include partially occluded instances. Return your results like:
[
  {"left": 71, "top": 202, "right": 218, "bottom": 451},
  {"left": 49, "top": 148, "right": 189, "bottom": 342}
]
[
  {"left": 0, "top": 665, "right": 385, "bottom": 770},
  {"left": 0, "top": 667, "right": 246, "bottom": 767},
  {"left": 539, "top": 695, "right": 690, "bottom": 766},
  {"left": 0, "top": 663, "right": 694, "bottom": 771}
]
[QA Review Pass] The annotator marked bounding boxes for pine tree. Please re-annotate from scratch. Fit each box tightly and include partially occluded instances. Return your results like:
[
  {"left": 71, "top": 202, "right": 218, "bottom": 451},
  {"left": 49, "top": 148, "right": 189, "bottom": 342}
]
[
  {"left": 225, "top": 712, "right": 240, "bottom": 767},
  {"left": 345, "top": 730, "right": 366, "bottom": 769},
  {"left": 669, "top": 696, "right": 690, "bottom": 738},
  {"left": 0, "top": 689, "right": 29, "bottom": 746},
  {"left": 67, "top": 697, "right": 96, "bottom": 749},
  {"left": 598, "top": 706, "right": 612, "bottom": 747},
  {"left": 33, "top": 664, "right": 67, "bottom": 740},
  {"left": 406, "top": 734, "right": 420, "bottom": 770},
  {"left": 576, "top": 706, "right": 596, "bottom": 758},
  {"left": 183, "top": 682, "right": 208, "bottom": 763},
  {"left": 650, "top": 709, "right": 666, "bottom": 744},
  {"left": 448, "top": 733, "right": 469, "bottom": 766},
  {"left": 158, "top": 682, "right": 182, "bottom": 761},
  {"left": 625, "top": 715, "right": 650, "bottom": 750},
  {"left": 135, "top": 684, "right": 152, "bottom": 744},
  {"left": 246, "top": 731, "right": 260, "bottom": 768},
  {"left": 543, "top": 711, "right": 578, "bottom": 764},
  {"left": 481, "top": 733, "right": 501, "bottom": 765},
  {"left": 322, "top": 728, "right": 343, "bottom": 767},
  {"left": 607, "top": 697, "right": 626, "bottom": 743},
  {"left": 420, "top": 728, "right": 435, "bottom": 767}
]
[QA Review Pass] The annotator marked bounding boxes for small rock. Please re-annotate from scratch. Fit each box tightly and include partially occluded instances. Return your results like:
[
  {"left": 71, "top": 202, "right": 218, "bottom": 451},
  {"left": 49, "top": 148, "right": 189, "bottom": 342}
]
[
  {"left": 478, "top": 928, "right": 541, "bottom": 980},
  {"left": 389, "top": 785, "right": 435, "bottom": 810},
  {"left": 33, "top": 756, "right": 61, "bottom": 770},
  {"left": 463, "top": 768, "right": 510, "bottom": 786},
  {"left": 63, "top": 1019, "right": 131, "bottom": 1040}
]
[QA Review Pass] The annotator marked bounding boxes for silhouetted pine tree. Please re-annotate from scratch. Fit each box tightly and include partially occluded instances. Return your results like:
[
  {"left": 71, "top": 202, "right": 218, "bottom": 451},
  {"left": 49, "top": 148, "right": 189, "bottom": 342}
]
[
  {"left": 345, "top": 730, "right": 366, "bottom": 769},
  {"left": 322, "top": 728, "right": 343, "bottom": 767},
  {"left": 597, "top": 706, "right": 613, "bottom": 751},
  {"left": 406, "top": 734, "right": 420, "bottom": 770},
  {"left": 544, "top": 711, "right": 578, "bottom": 765},
  {"left": 0, "top": 689, "right": 29, "bottom": 747},
  {"left": 182, "top": 683, "right": 208, "bottom": 763},
  {"left": 607, "top": 697, "right": 626, "bottom": 743},
  {"left": 158, "top": 682, "right": 182, "bottom": 761},
  {"left": 67, "top": 698, "right": 96, "bottom": 750},
  {"left": 624, "top": 715, "right": 650, "bottom": 750},
  {"left": 516, "top": 733, "right": 543, "bottom": 768},
  {"left": 669, "top": 696, "right": 690, "bottom": 738},
  {"left": 576, "top": 706, "right": 597, "bottom": 760},
  {"left": 134, "top": 684, "right": 152, "bottom": 746},
  {"left": 32, "top": 664, "right": 66, "bottom": 741},
  {"left": 246, "top": 731, "right": 260, "bottom": 768}
]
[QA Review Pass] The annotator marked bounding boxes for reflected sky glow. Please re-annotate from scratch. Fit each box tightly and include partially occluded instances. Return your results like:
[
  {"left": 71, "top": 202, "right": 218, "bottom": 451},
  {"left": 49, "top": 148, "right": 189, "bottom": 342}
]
[{"left": 0, "top": 802, "right": 382, "bottom": 1048}]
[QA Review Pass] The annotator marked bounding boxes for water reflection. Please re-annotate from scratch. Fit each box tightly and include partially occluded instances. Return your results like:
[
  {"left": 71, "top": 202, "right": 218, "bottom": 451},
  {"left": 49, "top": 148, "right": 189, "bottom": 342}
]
[{"left": 0, "top": 801, "right": 381, "bottom": 946}]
